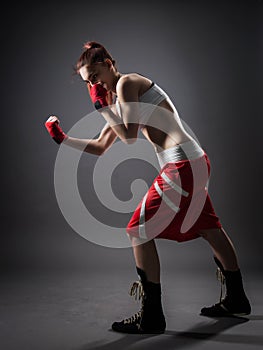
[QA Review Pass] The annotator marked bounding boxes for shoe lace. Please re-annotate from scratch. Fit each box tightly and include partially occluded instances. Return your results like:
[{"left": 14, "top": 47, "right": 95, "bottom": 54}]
[
  {"left": 123, "top": 281, "right": 145, "bottom": 326},
  {"left": 123, "top": 310, "right": 143, "bottom": 325},
  {"left": 129, "top": 280, "right": 145, "bottom": 301},
  {"left": 216, "top": 267, "right": 226, "bottom": 303}
]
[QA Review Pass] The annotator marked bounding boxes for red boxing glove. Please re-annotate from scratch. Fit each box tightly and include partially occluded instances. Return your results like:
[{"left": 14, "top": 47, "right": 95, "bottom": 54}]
[
  {"left": 45, "top": 116, "right": 68, "bottom": 144},
  {"left": 89, "top": 83, "right": 108, "bottom": 110}
]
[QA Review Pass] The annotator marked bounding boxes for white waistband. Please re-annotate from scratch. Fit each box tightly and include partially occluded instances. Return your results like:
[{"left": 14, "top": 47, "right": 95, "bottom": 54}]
[{"left": 156, "top": 139, "right": 205, "bottom": 168}]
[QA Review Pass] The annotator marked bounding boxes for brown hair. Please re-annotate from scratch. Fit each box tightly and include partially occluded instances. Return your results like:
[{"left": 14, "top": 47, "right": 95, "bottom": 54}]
[
  {"left": 75, "top": 41, "right": 116, "bottom": 105},
  {"left": 75, "top": 41, "right": 116, "bottom": 73}
]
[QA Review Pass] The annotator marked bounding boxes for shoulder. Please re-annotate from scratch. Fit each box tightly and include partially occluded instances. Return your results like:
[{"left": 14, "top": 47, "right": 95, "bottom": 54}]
[
  {"left": 116, "top": 73, "right": 140, "bottom": 92},
  {"left": 116, "top": 73, "right": 146, "bottom": 102},
  {"left": 116, "top": 74, "right": 138, "bottom": 102}
]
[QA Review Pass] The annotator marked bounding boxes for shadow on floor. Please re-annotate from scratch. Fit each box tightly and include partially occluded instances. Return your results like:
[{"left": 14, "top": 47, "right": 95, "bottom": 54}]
[{"left": 77, "top": 315, "right": 263, "bottom": 350}]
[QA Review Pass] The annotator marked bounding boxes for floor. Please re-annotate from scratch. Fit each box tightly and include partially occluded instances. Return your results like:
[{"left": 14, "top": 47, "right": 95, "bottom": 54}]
[{"left": 0, "top": 268, "right": 262, "bottom": 350}]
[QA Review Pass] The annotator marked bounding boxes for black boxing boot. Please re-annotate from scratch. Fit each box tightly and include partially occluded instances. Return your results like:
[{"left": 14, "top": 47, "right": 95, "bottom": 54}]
[
  {"left": 201, "top": 256, "right": 251, "bottom": 317},
  {"left": 112, "top": 267, "right": 166, "bottom": 334}
]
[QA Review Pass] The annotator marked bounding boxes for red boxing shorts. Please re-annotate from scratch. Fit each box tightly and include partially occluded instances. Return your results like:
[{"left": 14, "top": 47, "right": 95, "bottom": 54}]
[{"left": 126, "top": 153, "right": 222, "bottom": 243}]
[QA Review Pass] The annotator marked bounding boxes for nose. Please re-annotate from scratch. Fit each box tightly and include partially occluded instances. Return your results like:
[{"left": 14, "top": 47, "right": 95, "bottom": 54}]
[{"left": 90, "top": 81, "right": 101, "bottom": 87}]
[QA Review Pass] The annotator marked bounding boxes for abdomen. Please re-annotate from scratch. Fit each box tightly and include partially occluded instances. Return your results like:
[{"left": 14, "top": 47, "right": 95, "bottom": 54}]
[{"left": 141, "top": 99, "right": 193, "bottom": 152}]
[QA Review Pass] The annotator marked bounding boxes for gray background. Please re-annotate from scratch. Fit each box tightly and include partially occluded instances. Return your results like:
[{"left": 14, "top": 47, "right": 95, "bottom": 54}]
[{"left": 1, "top": 0, "right": 262, "bottom": 275}]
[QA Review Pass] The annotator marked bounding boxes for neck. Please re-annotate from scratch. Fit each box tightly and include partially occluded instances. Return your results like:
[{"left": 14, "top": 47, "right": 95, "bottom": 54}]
[{"left": 111, "top": 71, "right": 123, "bottom": 94}]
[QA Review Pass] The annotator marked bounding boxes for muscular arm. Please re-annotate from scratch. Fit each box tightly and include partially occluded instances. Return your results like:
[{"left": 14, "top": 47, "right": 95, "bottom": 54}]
[
  {"left": 99, "top": 77, "right": 140, "bottom": 144},
  {"left": 63, "top": 122, "right": 117, "bottom": 155}
]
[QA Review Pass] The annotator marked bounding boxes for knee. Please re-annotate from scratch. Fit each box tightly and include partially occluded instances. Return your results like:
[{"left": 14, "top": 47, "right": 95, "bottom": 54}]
[
  {"left": 129, "top": 235, "right": 149, "bottom": 248},
  {"left": 126, "top": 224, "right": 150, "bottom": 247}
]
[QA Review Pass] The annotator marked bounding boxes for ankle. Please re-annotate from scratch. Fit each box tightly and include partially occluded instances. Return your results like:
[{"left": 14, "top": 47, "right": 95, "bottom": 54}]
[
  {"left": 213, "top": 256, "right": 239, "bottom": 274},
  {"left": 136, "top": 266, "right": 160, "bottom": 284},
  {"left": 136, "top": 267, "right": 162, "bottom": 300}
]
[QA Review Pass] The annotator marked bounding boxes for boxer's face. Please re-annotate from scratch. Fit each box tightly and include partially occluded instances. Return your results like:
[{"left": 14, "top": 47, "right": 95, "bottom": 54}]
[{"left": 79, "top": 59, "right": 116, "bottom": 92}]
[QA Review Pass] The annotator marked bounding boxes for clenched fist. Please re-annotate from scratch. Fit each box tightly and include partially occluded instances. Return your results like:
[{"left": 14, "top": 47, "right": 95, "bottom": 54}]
[{"left": 44, "top": 116, "right": 68, "bottom": 144}]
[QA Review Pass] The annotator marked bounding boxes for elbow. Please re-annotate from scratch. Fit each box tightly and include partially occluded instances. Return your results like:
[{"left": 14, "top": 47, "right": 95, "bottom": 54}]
[
  {"left": 84, "top": 145, "right": 105, "bottom": 156},
  {"left": 97, "top": 149, "right": 105, "bottom": 156},
  {"left": 97, "top": 144, "right": 108, "bottom": 155},
  {"left": 122, "top": 131, "right": 138, "bottom": 145},
  {"left": 122, "top": 125, "right": 139, "bottom": 144},
  {"left": 123, "top": 137, "right": 137, "bottom": 145}
]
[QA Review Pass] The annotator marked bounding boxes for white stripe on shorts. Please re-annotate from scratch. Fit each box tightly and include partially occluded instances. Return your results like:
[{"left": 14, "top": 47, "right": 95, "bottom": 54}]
[
  {"left": 161, "top": 171, "right": 189, "bottom": 197},
  {"left": 154, "top": 181, "right": 180, "bottom": 213},
  {"left": 138, "top": 193, "right": 148, "bottom": 239}
]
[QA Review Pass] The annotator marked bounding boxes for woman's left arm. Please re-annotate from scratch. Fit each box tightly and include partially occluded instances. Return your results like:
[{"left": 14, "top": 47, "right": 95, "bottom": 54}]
[{"left": 100, "top": 77, "right": 140, "bottom": 144}]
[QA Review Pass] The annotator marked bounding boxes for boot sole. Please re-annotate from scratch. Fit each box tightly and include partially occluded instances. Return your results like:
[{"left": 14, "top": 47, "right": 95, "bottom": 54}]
[
  {"left": 200, "top": 309, "right": 251, "bottom": 318},
  {"left": 112, "top": 328, "right": 165, "bottom": 334}
]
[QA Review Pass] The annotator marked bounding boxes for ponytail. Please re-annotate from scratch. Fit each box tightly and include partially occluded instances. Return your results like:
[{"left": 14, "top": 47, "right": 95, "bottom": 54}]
[{"left": 75, "top": 41, "right": 116, "bottom": 73}]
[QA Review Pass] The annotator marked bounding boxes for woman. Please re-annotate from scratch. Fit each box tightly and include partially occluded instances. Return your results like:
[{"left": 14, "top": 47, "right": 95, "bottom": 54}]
[{"left": 45, "top": 41, "right": 251, "bottom": 334}]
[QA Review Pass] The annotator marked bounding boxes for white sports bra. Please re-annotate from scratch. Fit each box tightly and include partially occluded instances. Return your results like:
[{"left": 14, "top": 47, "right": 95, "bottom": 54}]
[
  {"left": 115, "top": 81, "right": 171, "bottom": 127},
  {"left": 138, "top": 81, "right": 169, "bottom": 105}
]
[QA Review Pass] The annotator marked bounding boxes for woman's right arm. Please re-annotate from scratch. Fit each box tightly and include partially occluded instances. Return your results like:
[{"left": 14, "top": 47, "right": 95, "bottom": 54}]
[{"left": 63, "top": 122, "right": 118, "bottom": 155}]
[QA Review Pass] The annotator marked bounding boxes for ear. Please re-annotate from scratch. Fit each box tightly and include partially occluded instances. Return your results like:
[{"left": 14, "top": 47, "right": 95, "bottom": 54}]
[{"left": 104, "top": 58, "right": 113, "bottom": 69}]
